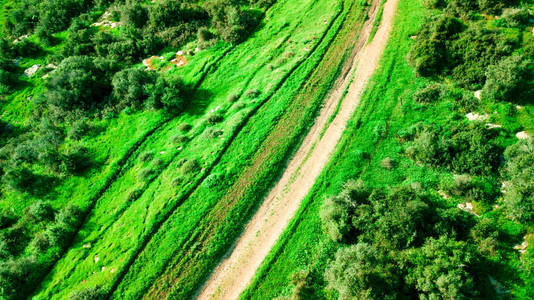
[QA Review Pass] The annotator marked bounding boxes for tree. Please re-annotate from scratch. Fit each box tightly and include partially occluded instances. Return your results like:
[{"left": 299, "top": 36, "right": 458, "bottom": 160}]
[
  {"left": 406, "top": 236, "right": 478, "bottom": 299},
  {"left": 320, "top": 180, "right": 370, "bottom": 242},
  {"left": 147, "top": 73, "right": 188, "bottom": 112},
  {"left": 482, "top": 55, "right": 531, "bottom": 101},
  {"left": 112, "top": 68, "right": 155, "bottom": 110},
  {"left": 26, "top": 200, "right": 54, "bottom": 222},
  {"left": 325, "top": 243, "right": 401, "bottom": 299},
  {"left": 121, "top": 1, "right": 148, "bottom": 28},
  {"left": 46, "top": 56, "right": 116, "bottom": 118}
]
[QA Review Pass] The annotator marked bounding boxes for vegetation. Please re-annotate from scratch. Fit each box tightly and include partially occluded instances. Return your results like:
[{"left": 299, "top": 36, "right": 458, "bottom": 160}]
[
  {"left": 0, "top": 0, "right": 532, "bottom": 298},
  {"left": 245, "top": 0, "right": 534, "bottom": 299}
]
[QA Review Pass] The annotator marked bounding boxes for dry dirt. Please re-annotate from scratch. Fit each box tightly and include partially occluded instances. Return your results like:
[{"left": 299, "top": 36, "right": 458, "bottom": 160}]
[{"left": 196, "top": 0, "right": 400, "bottom": 298}]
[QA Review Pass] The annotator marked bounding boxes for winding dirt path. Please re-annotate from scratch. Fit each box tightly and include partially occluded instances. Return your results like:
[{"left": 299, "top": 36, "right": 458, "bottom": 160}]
[{"left": 197, "top": 0, "right": 399, "bottom": 299}]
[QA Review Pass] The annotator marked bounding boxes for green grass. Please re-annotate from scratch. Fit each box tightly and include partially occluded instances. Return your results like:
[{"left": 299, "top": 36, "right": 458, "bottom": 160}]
[
  {"left": 243, "top": 0, "right": 534, "bottom": 298},
  {"left": 30, "top": 0, "right": 360, "bottom": 298}
]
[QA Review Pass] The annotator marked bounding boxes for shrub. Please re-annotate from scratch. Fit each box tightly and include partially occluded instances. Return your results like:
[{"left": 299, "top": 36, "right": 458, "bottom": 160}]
[
  {"left": 70, "top": 285, "right": 107, "bottom": 300},
  {"left": 406, "top": 236, "right": 478, "bottom": 299},
  {"left": 139, "top": 151, "right": 154, "bottom": 163},
  {"left": 121, "top": 1, "right": 148, "bottom": 28},
  {"left": 197, "top": 27, "right": 215, "bottom": 42},
  {"left": 482, "top": 55, "right": 531, "bottom": 101},
  {"left": 171, "top": 134, "right": 189, "bottom": 144},
  {"left": 501, "top": 139, "right": 534, "bottom": 222},
  {"left": 320, "top": 180, "right": 370, "bottom": 242},
  {"left": 147, "top": 74, "right": 188, "bottom": 113},
  {"left": 325, "top": 243, "right": 399, "bottom": 299},
  {"left": 206, "top": 112, "right": 223, "bottom": 124},
  {"left": 413, "top": 83, "right": 444, "bottom": 103},
  {"left": 203, "top": 127, "right": 223, "bottom": 139},
  {"left": 380, "top": 157, "right": 395, "bottom": 170},
  {"left": 68, "top": 119, "right": 91, "bottom": 140},
  {"left": 181, "top": 159, "right": 199, "bottom": 174},
  {"left": 497, "top": 8, "right": 530, "bottom": 28},
  {"left": 177, "top": 123, "right": 192, "bottom": 132},
  {"left": 31, "top": 232, "right": 51, "bottom": 253},
  {"left": 0, "top": 256, "right": 39, "bottom": 300},
  {"left": 127, "top": 188, "right": 143, "bottom": 202},
  {"left": 244, "top": 89, "right": 260, "bottom": 98},
  {"left": 137, "top": 167, "right": 154, "bottom": 181},
  {"left": 26, "top": 201, "right": 54, "bottom": 222},
  {"left": 227, "top": 94, "right": 239, "bottom": 102},
  {"left": 112, "top": 68, "right": 156, "bottom": 110}
]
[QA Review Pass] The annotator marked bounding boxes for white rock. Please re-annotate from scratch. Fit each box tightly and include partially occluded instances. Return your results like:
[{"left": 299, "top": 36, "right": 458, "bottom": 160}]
[
  {"left": 474, "top": 90, "right": 481, "bottom": 100},
  {"left": 24, "top": 64, "right": 40, "bottom": 77},
  {"left": 82, "top": 243, "right": 91, "bottom": 248},
  {"left": 516, "top": 131, "right": 531, "bottom": 139},
  {"left": 466, "top": 112, "right": 488, "bottom": 121},
  {"left": 486, "top": 123, "right": 502, "bottom": 129}
]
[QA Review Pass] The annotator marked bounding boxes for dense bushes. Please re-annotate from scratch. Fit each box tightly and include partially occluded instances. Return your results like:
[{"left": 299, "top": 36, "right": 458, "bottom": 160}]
[
  {"left": 501, "top": 139, "right": 534, "bottom": 222},
  {"left": 482, "top": 55, "right": 531, "bottom": 101},
  {"left": 0, "top": 203, "right": 83, "bottom": 300},
  {"left": 321, "top": 181, "right": 485, "bottom": 299},
  {"left": 46, "top": 56, "right": 117, "bottom": 119},
  {"left": 404, "top": 122, "right": 501, "bottom": 175},
  {"left": 205, "top": 0, "right": 262, "bottom": 43},
  {"left": 409, "top": 12, "right": 522, "bottom": 90}
]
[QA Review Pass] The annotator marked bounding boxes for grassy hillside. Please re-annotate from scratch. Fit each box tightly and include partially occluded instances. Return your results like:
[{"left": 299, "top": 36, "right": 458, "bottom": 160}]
[{"left": 245, "top": 0, "right": 534, "bottom": 299}]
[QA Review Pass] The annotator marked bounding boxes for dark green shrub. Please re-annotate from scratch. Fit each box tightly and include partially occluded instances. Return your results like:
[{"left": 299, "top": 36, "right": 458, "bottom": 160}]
[
  {"left": 325, "top": 243, "right": 400, "bottom": 299},
  {"left": 26, "top": 200, "right": 54, "bottom": 222},
  {"left": 171, "top": 134, "right": 189, "bottom": 144},
  {"left": 137, "top": 167, "right": 154, "bottom": 180},
  {"left": 413, "top": 83, "right": 444, "bottom": 103},
  {"left": 147, "top": 74, "right": 188, "bottom": 113},
  {"left": 482, "top": 55, "right": 531, "bottom": 101},
  {"left": 68, "top": 119, "right": 91, "bottom": 140},
  {"left": 406, "top": 236, "right": 478, "bottom": 299},
  {"left": 206, "top": 112, "right": 223, "bottom": 124},
  {"left": 70, "top": 285, "right": 107, "bottom": 300},
  {"left": 112, "top": 68, "right": 155, "bottom": 110},
  {"left": 181, "top": 159, "right": 199, "bottom": 174},
  {"left": 121, "top": 1, "right": 148, "bottom": 28},
  {"left": 178, "top": 123, "right": 192, "bottom": 132},
  {"left": 139, "top": 151, "right": 154, "bottom": 163}
]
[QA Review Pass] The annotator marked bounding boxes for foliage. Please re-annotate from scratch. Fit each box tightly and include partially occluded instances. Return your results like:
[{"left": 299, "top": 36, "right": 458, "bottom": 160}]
[{"left": 482, "top": 55, "right": 531, "bottom": 102}]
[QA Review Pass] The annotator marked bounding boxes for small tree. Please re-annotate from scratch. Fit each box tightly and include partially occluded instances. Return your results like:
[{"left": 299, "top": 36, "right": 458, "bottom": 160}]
[{"left": 482, "top": 55, "right": 531, "bottom": 101}]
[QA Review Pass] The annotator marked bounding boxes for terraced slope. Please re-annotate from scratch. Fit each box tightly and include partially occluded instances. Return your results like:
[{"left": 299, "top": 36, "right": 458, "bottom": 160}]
[{"left": 32, "top": 0, "right": 368, "bottom": 298}]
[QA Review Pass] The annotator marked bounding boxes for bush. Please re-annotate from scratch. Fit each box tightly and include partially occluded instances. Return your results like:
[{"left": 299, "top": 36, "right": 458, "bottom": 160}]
[
  {"left": 320, "top": 180, "right": 369, "bottom": 242},
  {"left": 413, "top": 83, "right": 444, "bottom": 103},
  {"left": 112, "top": 68, "right": 156, "bottom": 110},
  {"left": 171, "top": 134, "right": 189, "bottom": 144},
  {"left": 380, "top": 157, "right": 395, "bottom": 170},
  {"left": 0, "top": 256, "right": 39, "bottom": 300},
  {"left": 497, "top": 8, "right": 530, "bottom": 28},
  {"left": 137, "top": 167, "right": 154, "bottom": 181},
  {"left": 181, "top": 159, "right": 199, "bottom": 174},
  {"left": 244, "top": 89, "right": 260, "bottom": 98},
  {"left": 70, "top": 285, "right": 107, "bottom": 300},
  {"left": 501, "top": 139, "right": 534, "bottom": 222},
  {"left": 26, "top": 201, "right": 54, "bottom": 222},
  {"left": 178, "top": 123, "right": 192, "bottom": 132},
  {"left": 139, "top": 151, "right": 154, "bottom": 163},
  {"left": 68, "top": 119, "right": 91, "bottom": 141},
  {"left": 147, "top": 74, "right": 188, "bottom": 112},
  {"left": 46, "top": 56, "right": 117, "bottom": 119},
  {"left": 121, "top": 1, "right": 148, "bottom": 28},
  {"left": 325, "top": 243, "right": 399, "bottom": 299},
  {"left": 206, "top": 112, "right": 224, "bottom": 124},
  {"left": 482, "top": 55, "right": 531, "bottom": 101},
  {"left": 406, "top": 236, "right": 478, "bottom": 299}
]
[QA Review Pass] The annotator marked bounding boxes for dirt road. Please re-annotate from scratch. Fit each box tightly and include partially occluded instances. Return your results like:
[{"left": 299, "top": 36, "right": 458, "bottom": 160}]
[{"left": 197, "top": 0, "right": 399, "bottom": 298}]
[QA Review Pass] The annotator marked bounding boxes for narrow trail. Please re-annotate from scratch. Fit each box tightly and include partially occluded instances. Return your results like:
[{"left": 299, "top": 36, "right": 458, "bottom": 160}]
[{"left": 196, "top": 0, "right": 399, "bottom": 299}]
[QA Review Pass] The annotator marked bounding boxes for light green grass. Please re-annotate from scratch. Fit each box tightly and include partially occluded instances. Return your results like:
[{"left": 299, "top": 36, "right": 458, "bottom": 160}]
[{"left": 243, "top": 0, "right": 533, "bottom": 298}]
